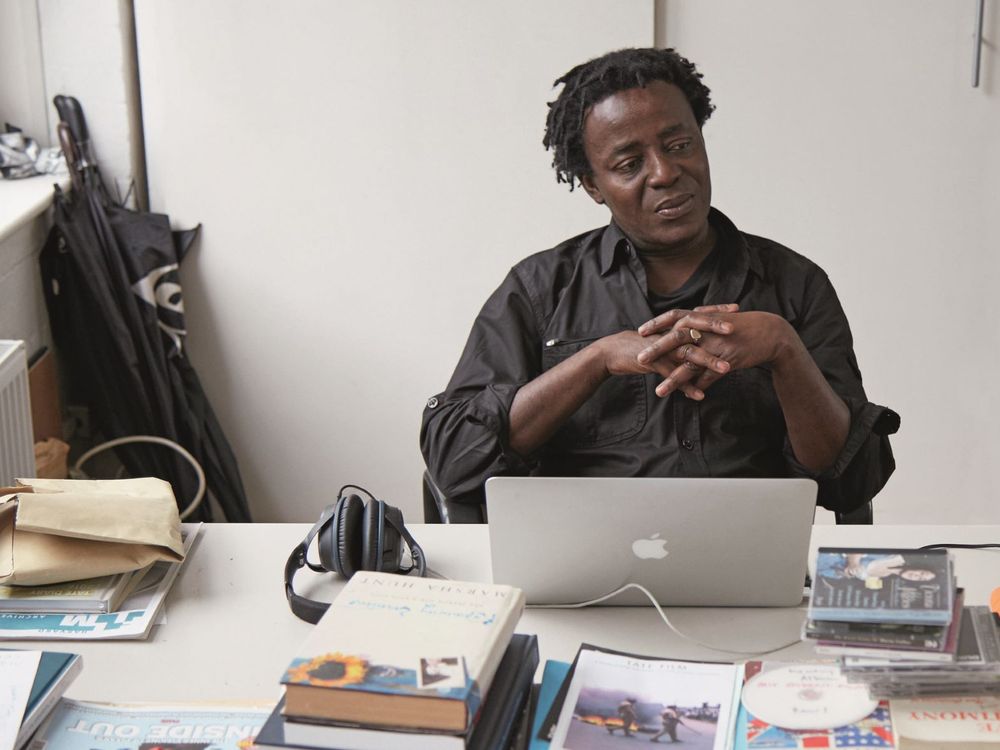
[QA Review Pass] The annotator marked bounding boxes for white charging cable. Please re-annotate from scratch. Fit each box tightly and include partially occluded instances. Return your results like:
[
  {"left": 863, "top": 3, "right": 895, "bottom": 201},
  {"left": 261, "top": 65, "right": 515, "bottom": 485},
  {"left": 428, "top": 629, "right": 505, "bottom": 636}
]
[
  {"left": 530, "top": 582, "right": 804, "bottom": 657},
  {"left": 72, "top": 435, "right": 206, "bottom": 520}
]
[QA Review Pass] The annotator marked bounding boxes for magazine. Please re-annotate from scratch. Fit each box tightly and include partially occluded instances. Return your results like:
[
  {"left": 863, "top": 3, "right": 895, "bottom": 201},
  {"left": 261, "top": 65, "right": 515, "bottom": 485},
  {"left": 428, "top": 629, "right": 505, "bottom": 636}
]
[
  {"left": 0, "top": 524, "right": 201, "bottom": 641},
  {"left": 547, "top": 645, "right": 741, "bottom": 750},
  {"left": 27, "top": 699, "right": 271, "bottom": 750}
]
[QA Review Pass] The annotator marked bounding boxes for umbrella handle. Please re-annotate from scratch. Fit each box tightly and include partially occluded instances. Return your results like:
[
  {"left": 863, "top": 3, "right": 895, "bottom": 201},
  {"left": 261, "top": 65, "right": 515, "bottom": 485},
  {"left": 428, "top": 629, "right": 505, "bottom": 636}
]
[
  {"left": 53, "top": 95, "right": 95, "bottom": 169},
  {"left": 56, "top": 122, "right": 82, "bottom": 191}
]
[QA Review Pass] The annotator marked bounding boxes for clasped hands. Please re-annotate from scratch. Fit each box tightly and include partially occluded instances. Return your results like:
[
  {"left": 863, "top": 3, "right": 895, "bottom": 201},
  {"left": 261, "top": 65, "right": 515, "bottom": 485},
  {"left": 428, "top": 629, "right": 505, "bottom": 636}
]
[{"left": 602, "top": 303, "right": 797, "bottom": 400}]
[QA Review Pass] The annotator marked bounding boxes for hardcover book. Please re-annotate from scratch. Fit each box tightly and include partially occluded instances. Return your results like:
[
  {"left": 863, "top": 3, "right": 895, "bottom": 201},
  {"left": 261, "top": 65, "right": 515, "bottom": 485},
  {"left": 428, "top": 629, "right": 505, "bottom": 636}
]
[
  {"left": 280, "top": 572, "right": 525, "bottom": 734},
  {"left": 264, "top": 634, "right": 538, "bottom": 750},
  {"left": 809, "top": 548, "right": 954, "bottom": 625},
  {"left": 890, "top": 696, "right": 1000, "bottom": 750}
]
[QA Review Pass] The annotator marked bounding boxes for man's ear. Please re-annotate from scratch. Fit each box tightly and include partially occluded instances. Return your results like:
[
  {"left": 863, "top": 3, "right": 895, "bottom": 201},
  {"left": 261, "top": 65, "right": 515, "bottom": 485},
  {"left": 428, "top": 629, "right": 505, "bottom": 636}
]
[{"left": 580, "top": 173, "right": 605, "bottom": 205}]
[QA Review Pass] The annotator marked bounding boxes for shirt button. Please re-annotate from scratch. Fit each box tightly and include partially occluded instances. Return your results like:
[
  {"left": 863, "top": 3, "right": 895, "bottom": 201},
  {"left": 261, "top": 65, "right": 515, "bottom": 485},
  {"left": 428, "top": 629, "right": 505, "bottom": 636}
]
[
  {"left": 681, "top": 439, "right": 695, "bottom": 451},
  {"left": 426, "top": 397, "right": 439, "bottom": 409}
]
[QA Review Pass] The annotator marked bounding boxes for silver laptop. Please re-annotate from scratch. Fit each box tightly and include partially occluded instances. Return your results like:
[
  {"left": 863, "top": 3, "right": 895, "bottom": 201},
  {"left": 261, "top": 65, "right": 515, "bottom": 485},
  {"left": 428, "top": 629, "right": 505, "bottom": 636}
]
[{"left": 486, "top": 476, "right": 816, "bottom": 606}]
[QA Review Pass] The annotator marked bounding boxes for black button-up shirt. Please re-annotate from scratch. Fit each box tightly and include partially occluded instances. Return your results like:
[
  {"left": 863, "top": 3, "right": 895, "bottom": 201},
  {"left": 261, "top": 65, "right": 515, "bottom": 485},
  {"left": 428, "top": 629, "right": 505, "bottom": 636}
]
[{"left": 420, "top": 208, "right": 898, "bottom": 513}]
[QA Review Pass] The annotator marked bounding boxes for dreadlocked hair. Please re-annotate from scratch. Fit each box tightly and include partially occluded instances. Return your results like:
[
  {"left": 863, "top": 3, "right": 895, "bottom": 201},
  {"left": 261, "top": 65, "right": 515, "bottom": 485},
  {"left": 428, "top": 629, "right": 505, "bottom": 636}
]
[{"left": 543, "top": 48, "right": 714, "bottom": 190}]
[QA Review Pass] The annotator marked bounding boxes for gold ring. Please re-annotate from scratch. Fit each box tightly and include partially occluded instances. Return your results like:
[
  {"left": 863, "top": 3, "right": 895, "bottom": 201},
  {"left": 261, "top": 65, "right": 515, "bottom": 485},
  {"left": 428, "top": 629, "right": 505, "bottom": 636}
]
[{"left": 689, "top": 329, "right": 702, "bottom": 342}]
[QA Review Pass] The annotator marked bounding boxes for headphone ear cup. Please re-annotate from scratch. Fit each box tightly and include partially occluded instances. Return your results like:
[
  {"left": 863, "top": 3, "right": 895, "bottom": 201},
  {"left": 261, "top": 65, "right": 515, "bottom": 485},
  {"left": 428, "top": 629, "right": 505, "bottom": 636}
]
[
  {"left": 360, "top": 500, "right": 383, "bottom": 571},
  {"left": 380, "top": 504, "right": 406, "bottom": 571},
  {"left": 333, "top": 494, "right": 365, "bottom": 578}
]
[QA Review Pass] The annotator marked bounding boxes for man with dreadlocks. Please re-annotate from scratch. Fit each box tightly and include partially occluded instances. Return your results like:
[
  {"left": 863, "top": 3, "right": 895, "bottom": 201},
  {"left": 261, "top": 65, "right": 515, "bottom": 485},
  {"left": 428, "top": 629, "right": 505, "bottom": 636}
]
[{"left": 421, "top": 48, "right": 897, "bottom": 516}]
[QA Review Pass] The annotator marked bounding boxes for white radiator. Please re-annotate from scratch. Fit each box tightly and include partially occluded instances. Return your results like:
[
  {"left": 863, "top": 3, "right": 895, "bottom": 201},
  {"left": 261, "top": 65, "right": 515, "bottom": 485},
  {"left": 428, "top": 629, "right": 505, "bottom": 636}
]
[{"left": 0, "top": 340, "right": 34, "bottom": 486}]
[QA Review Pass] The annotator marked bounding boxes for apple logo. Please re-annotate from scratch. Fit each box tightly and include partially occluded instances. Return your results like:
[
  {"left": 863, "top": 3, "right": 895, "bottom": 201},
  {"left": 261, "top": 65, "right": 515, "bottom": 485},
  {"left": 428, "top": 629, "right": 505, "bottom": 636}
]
[{"left": 632, "top": 533, "right": 669, "bottom": 560}]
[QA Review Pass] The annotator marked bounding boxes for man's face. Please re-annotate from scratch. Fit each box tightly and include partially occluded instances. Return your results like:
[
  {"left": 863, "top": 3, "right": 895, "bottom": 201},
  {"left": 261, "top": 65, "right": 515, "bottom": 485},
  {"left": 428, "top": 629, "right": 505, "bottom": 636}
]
[{"left": 580, "top": 80, "right": 712, "bottom": 255}]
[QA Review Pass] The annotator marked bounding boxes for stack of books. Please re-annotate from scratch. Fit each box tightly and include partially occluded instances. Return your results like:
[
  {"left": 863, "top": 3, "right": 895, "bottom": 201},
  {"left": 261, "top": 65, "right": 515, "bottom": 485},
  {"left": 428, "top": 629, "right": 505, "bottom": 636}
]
[
  {"left": 0, "top": 525, "right": 200, "bottom": 640},
  {"left": 258, "top": 571, "right": 536, "bottom": 750},
  {"left": 804, "top": 547, "right": 1000, "bottom": 698}
]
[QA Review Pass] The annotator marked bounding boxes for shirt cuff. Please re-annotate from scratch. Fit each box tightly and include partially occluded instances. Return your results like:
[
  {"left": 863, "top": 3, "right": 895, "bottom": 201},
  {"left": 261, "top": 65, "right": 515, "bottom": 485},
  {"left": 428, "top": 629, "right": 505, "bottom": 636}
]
[
  {"left": 783, "top": 399, "right": 900, "bottom": 481},
  {"left": 466, "top": 382, "right": 535, "bottom": 474}
]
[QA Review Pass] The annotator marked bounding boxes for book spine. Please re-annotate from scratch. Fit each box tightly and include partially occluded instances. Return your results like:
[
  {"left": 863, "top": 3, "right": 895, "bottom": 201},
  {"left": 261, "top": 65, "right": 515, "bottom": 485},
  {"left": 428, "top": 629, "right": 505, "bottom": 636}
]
[
  {"left": 468, "top": 634, "right": 538, "bottom": 750},
  {"left": 16, "top": 654, "right": 83, "bottom": 748},
  {"left": 465, "top": 590, "right": 526, "bottom": 729},
  {"left": 528, "top": 661, "right": 570, "bottom": 750}
]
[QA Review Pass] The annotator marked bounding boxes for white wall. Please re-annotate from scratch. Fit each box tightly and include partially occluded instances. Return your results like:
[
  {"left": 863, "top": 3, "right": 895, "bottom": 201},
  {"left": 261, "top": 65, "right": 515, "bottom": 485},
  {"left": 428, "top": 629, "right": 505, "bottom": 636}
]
[
  {"left": 657, "top": 0, "right": 1000, "bottom": 524},
  {"left": 37, "top": 0, "right": 146, "bottom": 208},
  {"left": 0, "top": 0, "right": 48, "bottom": 144},
  {"left": 0, "top": 1, "right": 52, "bottom": 358},
  {"left": 0, "top": 0, "right": 147, "bottom": 415},
  {"left": 15, "top": 1, "right": 998, "bottom": 524},
  {"left": 135, "top": 0, "right": 653, "bottom": 521}
]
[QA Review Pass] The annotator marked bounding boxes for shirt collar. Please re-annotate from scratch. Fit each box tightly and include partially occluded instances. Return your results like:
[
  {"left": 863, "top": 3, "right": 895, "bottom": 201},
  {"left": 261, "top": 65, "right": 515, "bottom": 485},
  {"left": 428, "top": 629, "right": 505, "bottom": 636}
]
[
  {"left": 598, "top": 220, "right": 631, "bottom": 276},
  {"left": 598, "top": 208, "right": 764, "bottom": 291},
  {"left": 704, "top": 207, "right": 764, "bottom": 305}
]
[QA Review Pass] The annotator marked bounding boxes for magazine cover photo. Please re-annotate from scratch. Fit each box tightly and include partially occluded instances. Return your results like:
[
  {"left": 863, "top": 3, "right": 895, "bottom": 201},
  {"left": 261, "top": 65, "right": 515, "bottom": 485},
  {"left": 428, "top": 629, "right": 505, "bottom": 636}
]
[{"left": 551, "top": 649, "right": 740, "bottom": 750}]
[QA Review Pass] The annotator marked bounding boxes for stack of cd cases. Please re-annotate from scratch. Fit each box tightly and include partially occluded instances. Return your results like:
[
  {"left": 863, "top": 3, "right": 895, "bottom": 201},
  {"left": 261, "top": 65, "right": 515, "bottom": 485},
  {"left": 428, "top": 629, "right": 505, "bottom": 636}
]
[
  {"left": 803, "top": 547, "right": 1000, "bottom": 698},
  {"left": 838, "top": 606, "right": 1000, "bottom": 698}
]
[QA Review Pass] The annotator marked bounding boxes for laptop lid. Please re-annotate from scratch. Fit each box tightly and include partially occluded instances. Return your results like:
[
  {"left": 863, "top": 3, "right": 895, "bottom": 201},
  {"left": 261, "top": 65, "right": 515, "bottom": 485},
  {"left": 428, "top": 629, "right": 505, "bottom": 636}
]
[{"left": 486, "top": 476, "right": 817, "bottom": 607}]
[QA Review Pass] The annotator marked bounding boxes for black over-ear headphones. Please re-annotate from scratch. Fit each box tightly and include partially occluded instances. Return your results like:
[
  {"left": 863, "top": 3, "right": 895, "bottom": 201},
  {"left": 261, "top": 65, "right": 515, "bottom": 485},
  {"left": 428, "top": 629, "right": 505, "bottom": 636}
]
[{"left": 284, "top": 485, "right": 426, "bottom": 623}]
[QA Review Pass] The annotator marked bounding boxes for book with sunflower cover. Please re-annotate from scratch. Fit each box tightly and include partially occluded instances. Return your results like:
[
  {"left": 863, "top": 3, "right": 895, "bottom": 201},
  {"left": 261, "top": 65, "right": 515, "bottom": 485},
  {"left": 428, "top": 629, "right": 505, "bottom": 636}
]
[{"left": 279, "top": 571, "right": 525, "bottom": 734}]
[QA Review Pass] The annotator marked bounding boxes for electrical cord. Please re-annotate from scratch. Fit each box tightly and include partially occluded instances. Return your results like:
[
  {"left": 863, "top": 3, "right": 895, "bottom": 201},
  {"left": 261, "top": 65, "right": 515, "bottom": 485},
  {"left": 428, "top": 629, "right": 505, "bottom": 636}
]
[
  {"left": 529, "top": 582, "right": 804, "bottom": 657},
  {"left": 72, "top": 435, "right": 206, "bottom": 520}
]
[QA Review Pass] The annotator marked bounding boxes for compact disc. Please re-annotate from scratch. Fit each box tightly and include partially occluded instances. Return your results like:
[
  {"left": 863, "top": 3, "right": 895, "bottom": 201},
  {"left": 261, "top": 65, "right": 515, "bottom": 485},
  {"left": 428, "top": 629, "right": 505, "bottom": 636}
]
[{"left": 742, "top": 664, "right": 878, "bottom": 730}]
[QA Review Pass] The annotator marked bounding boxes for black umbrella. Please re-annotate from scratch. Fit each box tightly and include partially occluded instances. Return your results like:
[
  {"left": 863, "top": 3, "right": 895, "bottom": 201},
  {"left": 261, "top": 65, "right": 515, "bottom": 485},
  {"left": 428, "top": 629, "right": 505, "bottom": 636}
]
[{"left": 39, "top": 95, "right": 251, "bottom": 522}]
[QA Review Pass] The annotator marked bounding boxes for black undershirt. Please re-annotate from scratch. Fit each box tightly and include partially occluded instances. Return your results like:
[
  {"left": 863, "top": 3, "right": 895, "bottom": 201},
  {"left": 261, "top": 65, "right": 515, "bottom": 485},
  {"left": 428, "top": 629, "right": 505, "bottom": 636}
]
[{"left": 644, "top": 248, "right": 719, "bottom": 315}]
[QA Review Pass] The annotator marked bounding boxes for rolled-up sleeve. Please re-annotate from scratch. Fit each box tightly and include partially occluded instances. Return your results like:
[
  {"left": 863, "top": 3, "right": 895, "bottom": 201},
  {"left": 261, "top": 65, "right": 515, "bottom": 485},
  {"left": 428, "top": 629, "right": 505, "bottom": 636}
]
[
  {"left": 782, "top": 269, "right": 899, "bottom": 513},
  {"left": 420, "top": 270, "right": 540, "bottom": 499}
]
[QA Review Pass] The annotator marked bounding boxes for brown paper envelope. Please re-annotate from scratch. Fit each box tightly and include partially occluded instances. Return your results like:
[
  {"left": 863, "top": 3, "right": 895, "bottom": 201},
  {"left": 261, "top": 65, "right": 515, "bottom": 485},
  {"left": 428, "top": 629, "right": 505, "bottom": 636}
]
[{"left": 0, "top": 477, "right": 185, "bottom": 586}]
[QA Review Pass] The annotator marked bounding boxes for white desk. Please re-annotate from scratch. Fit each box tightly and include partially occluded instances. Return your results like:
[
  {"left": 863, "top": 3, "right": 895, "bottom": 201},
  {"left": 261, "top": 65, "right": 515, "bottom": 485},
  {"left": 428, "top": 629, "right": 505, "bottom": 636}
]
[{"left": 5, "top": 524, "right": 998, "bottom": 703}]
